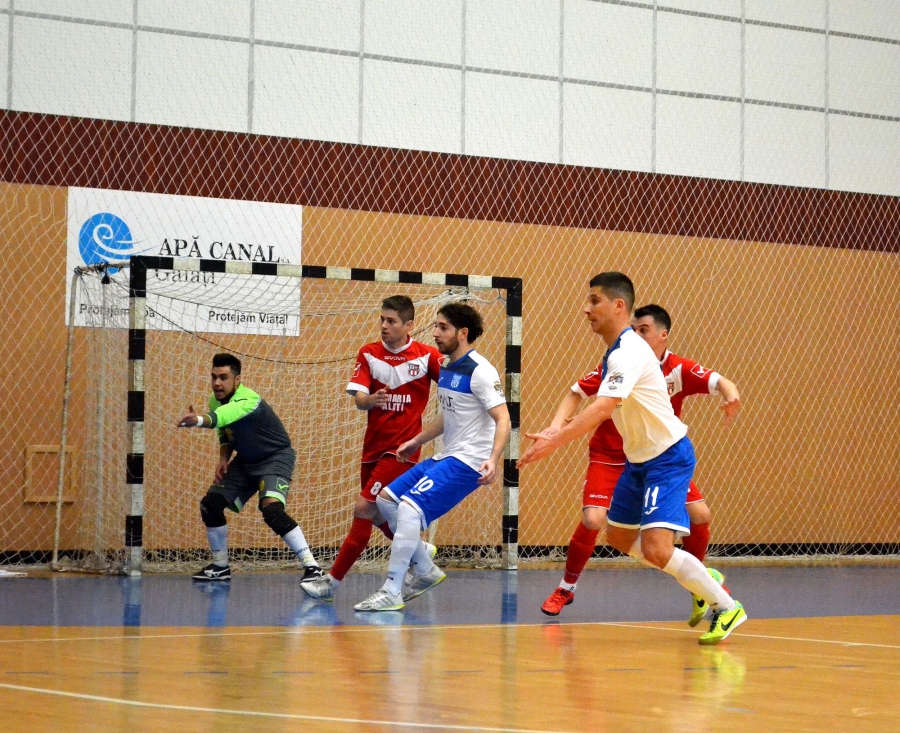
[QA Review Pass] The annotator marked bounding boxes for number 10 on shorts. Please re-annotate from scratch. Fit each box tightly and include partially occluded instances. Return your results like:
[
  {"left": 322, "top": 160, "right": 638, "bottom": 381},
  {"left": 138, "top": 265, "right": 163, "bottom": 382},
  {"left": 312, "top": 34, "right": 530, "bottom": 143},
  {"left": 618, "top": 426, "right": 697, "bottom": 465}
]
[
  {"left": 410, "top": 476, "right": 434, "bottom": 495},
  {"left": 644, "top": 486, "right": 659, "bottom": 516}
]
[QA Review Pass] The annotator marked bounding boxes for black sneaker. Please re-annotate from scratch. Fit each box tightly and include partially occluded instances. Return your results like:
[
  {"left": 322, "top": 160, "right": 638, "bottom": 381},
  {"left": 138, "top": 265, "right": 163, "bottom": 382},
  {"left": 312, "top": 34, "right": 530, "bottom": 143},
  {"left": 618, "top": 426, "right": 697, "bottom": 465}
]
[
  {"left": 300, "top": 565, "right": 324, "bottom": 584},
  {"left": 192, "top": 563, "right": 231, "bottom": 581}
]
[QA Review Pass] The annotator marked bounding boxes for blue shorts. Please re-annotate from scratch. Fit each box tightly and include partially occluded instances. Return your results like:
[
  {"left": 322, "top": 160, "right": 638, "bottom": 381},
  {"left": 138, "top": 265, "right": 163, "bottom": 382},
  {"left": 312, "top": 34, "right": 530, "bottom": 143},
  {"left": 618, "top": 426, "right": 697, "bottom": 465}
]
[
  {"left": 381, "top": 457, "right": 482, "bottom": 528},
  {"left": 607, "top": 436, "right": 696, "bottom": 534}
]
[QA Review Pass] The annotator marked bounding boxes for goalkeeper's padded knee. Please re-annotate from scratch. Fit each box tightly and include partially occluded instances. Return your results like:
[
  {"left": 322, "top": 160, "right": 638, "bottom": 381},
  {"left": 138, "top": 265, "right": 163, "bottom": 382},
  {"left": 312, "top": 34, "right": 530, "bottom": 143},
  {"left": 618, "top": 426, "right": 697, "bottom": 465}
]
[
  {"left": 261, "top": 501, "right": 298, "bottom": 538},
  {"left": 200, "top": 493, "right": 228, "bottom": 528}
]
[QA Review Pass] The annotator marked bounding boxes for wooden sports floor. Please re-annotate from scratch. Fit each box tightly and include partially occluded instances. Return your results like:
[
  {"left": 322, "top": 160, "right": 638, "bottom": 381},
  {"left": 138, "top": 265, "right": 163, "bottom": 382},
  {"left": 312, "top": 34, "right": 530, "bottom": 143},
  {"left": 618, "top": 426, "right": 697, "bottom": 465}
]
[{"left": 2, "top": 565, "right": 899, "bottom": 733}]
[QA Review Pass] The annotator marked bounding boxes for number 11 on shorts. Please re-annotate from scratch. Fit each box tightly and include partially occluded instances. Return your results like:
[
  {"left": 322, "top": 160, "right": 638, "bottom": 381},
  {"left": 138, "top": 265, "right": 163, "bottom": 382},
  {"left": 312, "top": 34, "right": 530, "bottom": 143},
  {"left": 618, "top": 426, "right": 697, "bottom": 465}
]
[{"left": 644, "top": 486, "right": 659, "bottom": 516}]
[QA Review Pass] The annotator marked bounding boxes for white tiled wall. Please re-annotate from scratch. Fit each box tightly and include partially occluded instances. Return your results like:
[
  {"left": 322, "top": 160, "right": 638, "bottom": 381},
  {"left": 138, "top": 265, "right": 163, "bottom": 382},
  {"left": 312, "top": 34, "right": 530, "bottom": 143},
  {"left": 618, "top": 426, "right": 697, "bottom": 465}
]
[
  {"left": 252, "top": 45, "right": 359, "bottom": 143},
  {"left": 363, "top": 59, "right": 461, "bottom": 155},
  {"left": 564, "top": 0, "right": 653, "bottom": 89},
  {"left": 466, "top": 0, "right": 559, "bottom": 77},
  {"left": 3, "top": 0, "right": 899, "bottom": 196},
  {"left": 745, "top": 0, "right": 826, "bottom": 30},
  {"left": 744, "top": 105, "right": 827, "bottom": 189},
  {"left": 12, "top": 16, "right": 132, "bottom": 121},
  {"left": 745, "top": 25, "right": 826, "bottom": 108},
  {"left": 135, "top": 31, "right": 249, "bottom": 132},
  {"left": 254, "top": 0, "right": 360, "bottom": 52},
  {"left": 138, "top": 0, "right": 251, "bottom": 38},
  {"left": 830, "top": 114, "right": 900, "bottom": 196},
  {"left": 364, "top": 0, "right": 462, "bottom": 66},
  {"left": 830, "top": 36, "right": 900, "bottom": 118},
  {"left": 15, "top": 0, "right": 133, "bottom": 25},
  {"left": 563, "top": 84, "right": 653, "bottom": 172},
  {"left": 656, "top": 12, "right": 742, "bottom": 99},
  {"left": 465, "top": 72, "right": 558, "bottom": 163},
  {"left": 656, "top": 95, "right": 742, "bottom": 181}
]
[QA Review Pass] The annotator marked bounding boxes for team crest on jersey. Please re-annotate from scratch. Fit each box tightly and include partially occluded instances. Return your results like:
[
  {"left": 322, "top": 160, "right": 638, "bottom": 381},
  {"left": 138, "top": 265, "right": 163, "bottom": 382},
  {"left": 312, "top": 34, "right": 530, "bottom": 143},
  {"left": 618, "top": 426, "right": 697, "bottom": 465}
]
[
  {"left": 691, "top": 364, "right": 709, "bottom": 378},
  {"left": 407, "top": 362, "right": 421, "bottom": 377},
  {"left": 493, "top": 380, "right": 503, "bottom": 395},
  {"left": 667, "top": 380, "right": 675, "bottom": 396},
  {"left": 450, "top": 374, "right": 462, "bottom": 388}
]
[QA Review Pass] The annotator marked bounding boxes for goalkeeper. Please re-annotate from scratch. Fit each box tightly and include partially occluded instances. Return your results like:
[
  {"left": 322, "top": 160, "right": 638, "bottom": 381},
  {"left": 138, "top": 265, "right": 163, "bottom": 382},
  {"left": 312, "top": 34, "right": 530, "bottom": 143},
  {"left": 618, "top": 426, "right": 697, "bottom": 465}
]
[{"left": 177, "top": 352, "right": 323, "bottom": 584}]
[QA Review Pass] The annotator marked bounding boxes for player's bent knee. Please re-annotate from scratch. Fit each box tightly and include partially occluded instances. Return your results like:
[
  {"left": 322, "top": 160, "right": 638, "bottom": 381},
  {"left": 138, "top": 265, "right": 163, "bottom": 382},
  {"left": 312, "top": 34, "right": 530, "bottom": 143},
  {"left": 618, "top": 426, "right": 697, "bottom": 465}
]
[
  {"left": 260, "top": 501, "right": 298, "bottom": 538},
  {"left": 687, "top": 501, "right": 711, "bottom": 525},
  {"left": 353, "top": 495, "right": 378, "bottom": 521},
  {"left": 200, "top": 493, "right": 228, "bottom": 528},
  {"left": 581, "top": 507, "right": 607, "bottom": 531}
]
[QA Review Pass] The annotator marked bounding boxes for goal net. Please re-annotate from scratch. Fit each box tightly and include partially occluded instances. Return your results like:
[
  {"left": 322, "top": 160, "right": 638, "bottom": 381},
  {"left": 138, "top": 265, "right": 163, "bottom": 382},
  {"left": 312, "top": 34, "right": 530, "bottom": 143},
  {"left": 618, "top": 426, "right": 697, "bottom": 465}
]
[{"left": 54, "top": 258, "right": 515, "bottom": 574}]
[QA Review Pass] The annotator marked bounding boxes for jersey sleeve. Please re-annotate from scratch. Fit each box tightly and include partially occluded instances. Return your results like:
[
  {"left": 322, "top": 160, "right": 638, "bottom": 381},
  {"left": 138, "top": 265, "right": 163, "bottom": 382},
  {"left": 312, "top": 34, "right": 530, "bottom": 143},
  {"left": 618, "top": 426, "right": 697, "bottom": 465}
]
[
  {"left": 471, "top": 364, "right": 507, "bottom": 411},
  {"left": 680, "top": 358, "right": 719, "bottom": 396},
  {"left": 208, "top": 393, "right": 230, "bottom": 445},
  {"left": 346, "top": 348, "right": 371, "bottom": 395},
  {"left": 573, "top": 367, "right": 602, "bottom": 398},
  {"left": 596, "top": 349, "right": 640, "bottom": 400},
  {"left": 209, "top": 389, "right": 261, "bottom": 429},
  {"left": 427, "top": 347, "right": 443, "bottom": 383}
]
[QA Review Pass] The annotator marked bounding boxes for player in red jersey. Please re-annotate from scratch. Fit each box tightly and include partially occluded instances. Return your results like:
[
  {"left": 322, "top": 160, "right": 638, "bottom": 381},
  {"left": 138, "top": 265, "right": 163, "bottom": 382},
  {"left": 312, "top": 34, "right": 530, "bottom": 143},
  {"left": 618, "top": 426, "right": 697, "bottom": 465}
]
[
  {"left": 541, "top": 303, "right": 740, "bottom": 625},
  {"left": 302, "top": 295, "right": 443, "bottom": 600}
]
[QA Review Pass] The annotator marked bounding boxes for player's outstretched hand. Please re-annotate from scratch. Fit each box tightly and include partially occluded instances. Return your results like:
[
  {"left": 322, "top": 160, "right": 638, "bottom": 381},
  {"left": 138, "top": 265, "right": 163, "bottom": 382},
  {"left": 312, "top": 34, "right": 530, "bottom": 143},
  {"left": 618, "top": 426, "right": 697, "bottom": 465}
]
[
  {"left": 721, "top": 397, "right": 741, "bottom": 427},
  {"left": 177, "top": 405, "right": 199, "bottom": 428},
  {"left": 396, "top": 439, "right": 418, "bottom": 463},
  {"left": 516, "top": 429, "right": 561, "bottom": 468},
  {"left": 477, "top": 459, "right": 497, "bottom": 485}
]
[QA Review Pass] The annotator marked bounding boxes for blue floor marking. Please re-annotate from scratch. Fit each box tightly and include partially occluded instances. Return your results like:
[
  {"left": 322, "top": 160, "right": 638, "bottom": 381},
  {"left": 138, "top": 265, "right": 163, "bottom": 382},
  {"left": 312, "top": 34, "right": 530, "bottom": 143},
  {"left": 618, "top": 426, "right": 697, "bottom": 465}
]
[{"left": 1, "top": 565, "right": 899, "bottom": 628}]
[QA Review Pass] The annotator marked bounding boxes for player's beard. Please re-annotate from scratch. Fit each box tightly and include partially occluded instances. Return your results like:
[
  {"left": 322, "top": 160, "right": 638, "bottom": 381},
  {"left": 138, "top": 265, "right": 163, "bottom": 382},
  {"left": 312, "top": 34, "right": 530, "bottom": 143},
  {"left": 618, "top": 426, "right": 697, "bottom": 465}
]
[{"left": 436, "top": 334, "right": 459, "bottom": 355}]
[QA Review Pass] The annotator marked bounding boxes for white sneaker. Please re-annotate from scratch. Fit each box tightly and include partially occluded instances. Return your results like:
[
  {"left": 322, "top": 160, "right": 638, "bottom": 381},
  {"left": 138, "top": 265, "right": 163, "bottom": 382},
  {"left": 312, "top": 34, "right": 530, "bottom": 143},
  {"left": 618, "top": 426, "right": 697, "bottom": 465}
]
[
  {"left": 354, "top": 589, "right": 404, "bottom": 612},
  {"left": 301, "top": 574, "right": 335, "bottom": 600},
  {"left": 402, "top": 565, "right": 446, "bottom": 602},
  {"left": 424, "top": 542, "right": 437, "bottom": 560}
]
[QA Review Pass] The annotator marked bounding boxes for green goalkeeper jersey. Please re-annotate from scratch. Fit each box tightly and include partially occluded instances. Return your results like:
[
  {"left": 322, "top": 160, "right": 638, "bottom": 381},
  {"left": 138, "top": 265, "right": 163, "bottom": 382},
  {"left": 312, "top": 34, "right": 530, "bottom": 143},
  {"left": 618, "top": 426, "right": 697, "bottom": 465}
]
[{"left": 207, "top": 383, "right": 292, "bottom": 464}]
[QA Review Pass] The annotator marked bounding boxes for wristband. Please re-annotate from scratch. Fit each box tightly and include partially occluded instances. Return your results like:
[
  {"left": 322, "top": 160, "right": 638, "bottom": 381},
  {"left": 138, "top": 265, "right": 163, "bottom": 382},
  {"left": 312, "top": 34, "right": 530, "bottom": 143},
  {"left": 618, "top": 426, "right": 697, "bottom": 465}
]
[{"left": 196, "top": 415, "right": 205, "bottom": 427}]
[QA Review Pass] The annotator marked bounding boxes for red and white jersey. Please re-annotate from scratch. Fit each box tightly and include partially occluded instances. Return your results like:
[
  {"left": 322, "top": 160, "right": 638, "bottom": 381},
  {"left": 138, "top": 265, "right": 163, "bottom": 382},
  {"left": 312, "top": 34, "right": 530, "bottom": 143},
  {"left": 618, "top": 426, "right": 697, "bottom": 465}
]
[
  {"left": 660, "top": 351, "right": 719, "bottom": 418},
  {"left": 346, "top": 338, "right": 442, "bottom": 463},
  {"left": 573, "top": 368, "right": 625, "bottom": 464},
  {"left": 573, "top": 347, "right": 719, "bottom": 463}
]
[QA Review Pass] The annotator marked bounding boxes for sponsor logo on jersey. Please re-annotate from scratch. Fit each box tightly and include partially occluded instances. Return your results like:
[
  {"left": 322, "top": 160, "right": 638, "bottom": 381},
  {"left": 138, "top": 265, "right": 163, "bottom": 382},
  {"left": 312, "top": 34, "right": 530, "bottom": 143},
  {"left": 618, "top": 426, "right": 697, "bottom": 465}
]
[
  {"left": 606, "top": 373, "right": 624, "bottom": 390},
  {"left": 408, "top": 362, "right": 421, "bottom": 377},
  {"left": 493, "top": 380, "right": 503, "bottom": 395},
  {"left": 383, "top": 354, "right": 405, "bottom": 361},
  {"left": 690, "top": 364, "right": 709, "bottom": 378}
]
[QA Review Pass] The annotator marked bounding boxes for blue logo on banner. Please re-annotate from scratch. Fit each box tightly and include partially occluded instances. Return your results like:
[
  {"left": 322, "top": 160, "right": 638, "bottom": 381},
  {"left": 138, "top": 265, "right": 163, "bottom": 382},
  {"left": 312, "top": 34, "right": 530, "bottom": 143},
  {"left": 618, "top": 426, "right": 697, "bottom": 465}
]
[{"left": 78, "top": 213, "right": 139, "bottom": 273}]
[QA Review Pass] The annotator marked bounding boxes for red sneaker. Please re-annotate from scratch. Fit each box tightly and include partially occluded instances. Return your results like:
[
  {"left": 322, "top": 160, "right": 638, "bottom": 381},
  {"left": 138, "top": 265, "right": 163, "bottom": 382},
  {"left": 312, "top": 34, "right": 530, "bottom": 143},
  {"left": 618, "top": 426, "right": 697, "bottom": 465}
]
[{"left": 541, "top": 587, "right": 574, "bottom": 616}]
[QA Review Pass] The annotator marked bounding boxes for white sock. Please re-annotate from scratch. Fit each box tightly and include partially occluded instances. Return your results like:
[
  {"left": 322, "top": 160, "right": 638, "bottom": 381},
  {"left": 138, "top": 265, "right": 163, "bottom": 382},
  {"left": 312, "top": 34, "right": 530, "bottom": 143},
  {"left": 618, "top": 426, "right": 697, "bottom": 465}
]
[
  {"left": 207, "top": 526, "right": 228, "bottom": 566},
  {"left": 375, "top": 494, "right": 399, "bottom": 533},
  {"left": 383, "top": 503, "right": 423, "bottom": 596},
  {"left": 662, "top": 548, "right": 735, "bottom": 612},
  {"left": 627, "top": 537, "right": 654, "bottom": 568},
  {"left": 559, "top": 579, "right": 576, "bottom": 592},
  {"left": 409, "top": 539, "right": 436, "bottom": 577},
  {"left": 283, "top": 526, "right": 317, "bottom": 567}
]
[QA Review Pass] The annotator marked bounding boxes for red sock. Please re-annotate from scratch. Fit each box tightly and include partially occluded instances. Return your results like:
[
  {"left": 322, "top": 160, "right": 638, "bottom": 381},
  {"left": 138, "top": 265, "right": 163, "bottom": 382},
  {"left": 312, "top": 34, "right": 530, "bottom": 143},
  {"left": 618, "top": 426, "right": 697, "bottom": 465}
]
[
  {"left": 329, "top": 518, "right": 373, "bottom": 581},
  {"left": 563, "top": 522, "right": 600, "bottom": 585},
  {"left": 377, "top": 522, "right": 394, "bottom": 540},
  {"left": 682, "top": 522, "right": 710, "bottom": 562}
]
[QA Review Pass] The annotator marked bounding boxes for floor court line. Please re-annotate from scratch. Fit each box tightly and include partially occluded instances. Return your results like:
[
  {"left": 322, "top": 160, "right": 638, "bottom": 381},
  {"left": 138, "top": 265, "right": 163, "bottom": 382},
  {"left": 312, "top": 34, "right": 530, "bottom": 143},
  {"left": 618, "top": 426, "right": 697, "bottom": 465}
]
[
  {"left": 2, "top": 618, "right": 899, "bottom": 650},
  {"left": 0, "top": 682, "right": 572, "bottom": 733}
]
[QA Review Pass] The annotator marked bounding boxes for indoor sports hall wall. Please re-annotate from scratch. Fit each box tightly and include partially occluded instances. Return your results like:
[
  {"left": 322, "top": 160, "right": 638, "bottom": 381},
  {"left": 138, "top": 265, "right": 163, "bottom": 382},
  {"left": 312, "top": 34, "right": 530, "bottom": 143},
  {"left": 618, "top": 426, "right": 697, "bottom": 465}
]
[{"left": 0, "top": 166, "right": 898, "bottom": 556}]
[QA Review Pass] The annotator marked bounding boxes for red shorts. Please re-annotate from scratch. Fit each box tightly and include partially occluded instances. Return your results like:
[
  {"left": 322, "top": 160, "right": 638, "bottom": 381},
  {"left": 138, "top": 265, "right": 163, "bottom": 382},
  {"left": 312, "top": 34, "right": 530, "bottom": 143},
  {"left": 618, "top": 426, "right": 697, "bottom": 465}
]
[
  {"left": 582, "top": 462, "right": 705, "bottom": 508},
  {"left": 582, "top": 461, "right": 625, "bottom": 509},
  {"left": 360, "top": 454, "right": 413, "bottom": 503},
  {"left": 686, "top": 480, "right": 704, "bottom": 504}
]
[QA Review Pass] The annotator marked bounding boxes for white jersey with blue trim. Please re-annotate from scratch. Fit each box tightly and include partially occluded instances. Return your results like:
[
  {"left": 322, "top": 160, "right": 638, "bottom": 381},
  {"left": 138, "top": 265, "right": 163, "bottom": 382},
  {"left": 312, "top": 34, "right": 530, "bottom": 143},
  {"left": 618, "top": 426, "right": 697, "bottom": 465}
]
[
  {"left": 433, "top": 350, "right": 506, "bottom": 471},
  {"left": 597, "top": 328, "right": 688, "bottom": 464}
]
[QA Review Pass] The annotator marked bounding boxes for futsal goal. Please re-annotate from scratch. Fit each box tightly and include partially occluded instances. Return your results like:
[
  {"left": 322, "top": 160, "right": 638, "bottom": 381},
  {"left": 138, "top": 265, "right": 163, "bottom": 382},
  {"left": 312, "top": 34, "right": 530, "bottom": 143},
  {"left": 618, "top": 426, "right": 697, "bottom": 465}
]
[{"left": 52, "top": 256, "right": 522, "bottom": 576}]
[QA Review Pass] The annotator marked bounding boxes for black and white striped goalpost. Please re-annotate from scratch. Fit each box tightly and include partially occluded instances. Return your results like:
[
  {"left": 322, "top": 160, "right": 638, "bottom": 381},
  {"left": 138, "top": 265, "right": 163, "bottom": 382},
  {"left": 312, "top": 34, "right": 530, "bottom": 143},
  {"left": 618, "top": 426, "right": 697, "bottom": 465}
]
[{"left": 125, "top": 255, "right": 522, "bottom": 576}]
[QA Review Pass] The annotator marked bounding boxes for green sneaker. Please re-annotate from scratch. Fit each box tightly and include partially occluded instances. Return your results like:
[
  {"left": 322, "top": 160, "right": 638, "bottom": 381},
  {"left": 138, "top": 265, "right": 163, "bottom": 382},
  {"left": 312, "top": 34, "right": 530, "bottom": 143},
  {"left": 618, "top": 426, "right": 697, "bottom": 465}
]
[
  {"left": 688, "top": 567, "right": 726, "bottom": 627},
  {"left": 699, "top": 601, "right": 747, "bottom": 646}
]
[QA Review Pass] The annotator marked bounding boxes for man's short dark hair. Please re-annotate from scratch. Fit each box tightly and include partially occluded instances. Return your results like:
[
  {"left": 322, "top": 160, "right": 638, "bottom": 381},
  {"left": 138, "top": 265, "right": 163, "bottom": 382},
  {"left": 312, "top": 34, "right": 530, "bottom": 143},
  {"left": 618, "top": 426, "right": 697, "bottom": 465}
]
[
  {"left": 212, "top": 353, "right": 242, "bottom": 375},
  {"left": 633, "top": 303, "right": 671, "bottom": 332},
  {"left": 437, "top": 302, "right": 484, "bottom": 343},
  {"left": 382, "top": 295, "right": 415, "bottom": 323},
  {"left": 589, "top": 272, "right": 635, "bottom": 312}
]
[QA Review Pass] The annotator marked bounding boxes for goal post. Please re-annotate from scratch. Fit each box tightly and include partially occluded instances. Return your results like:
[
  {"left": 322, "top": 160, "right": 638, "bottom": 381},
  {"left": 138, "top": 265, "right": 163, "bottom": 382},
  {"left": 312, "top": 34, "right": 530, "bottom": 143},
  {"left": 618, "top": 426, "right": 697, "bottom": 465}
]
[{"left": 56, "top": 255, "right": 522, "bottom": 576}]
